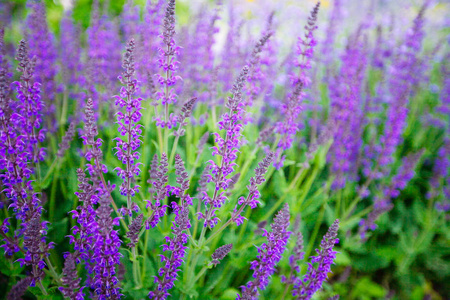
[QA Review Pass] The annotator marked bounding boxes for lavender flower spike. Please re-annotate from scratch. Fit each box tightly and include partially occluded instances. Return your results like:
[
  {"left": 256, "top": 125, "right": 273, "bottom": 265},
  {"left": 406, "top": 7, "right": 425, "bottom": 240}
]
[
  {"left": 293, "top": 219, "right": 339, "bottom": 299},
  {"left": 232, "top": 151, "right": 275, "bottom": 226},
  {"left": 59, "top": 253, "right": 84, "bottom": 300},
  {"left": 149, "top": 208, "right": 190, "bottom": 300},
  {"left": 92, "top": 191, "right": 123, "bottom": 299},
  {"left": 200, "top": 66, "right": 249, "bottom": 229},
  {"left": 212, "top": 244, "right": 233, "bottom": 266},
  {"left": 57, "top": 122, "right": 76, "bottom": 158},
  {"left": 154, "top": 0, "right": 180, "bottom": 128},
  {"left": 114, "top": 39, "right": 143, "bottom": 215},
  {"left": 238, "top": 204, "right": 291, "bottom": 300},
  {"left": 7, "top": 277, "right": 32, "bottom": 300}
]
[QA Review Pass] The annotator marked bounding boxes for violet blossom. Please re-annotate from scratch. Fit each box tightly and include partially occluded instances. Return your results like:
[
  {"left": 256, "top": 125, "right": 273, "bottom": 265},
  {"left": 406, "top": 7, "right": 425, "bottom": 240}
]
[
  {"left": 114, "top": 39, "right": 143, "bottom": 215},
  {"left": 292, "top": 219, "right": 339, "bottom": 299},
  {"left": 199, "top": 66, "right": 249, "bottom": 229},
  {"left": 237, "top": 204, "right": 291, "bottom": 300}
]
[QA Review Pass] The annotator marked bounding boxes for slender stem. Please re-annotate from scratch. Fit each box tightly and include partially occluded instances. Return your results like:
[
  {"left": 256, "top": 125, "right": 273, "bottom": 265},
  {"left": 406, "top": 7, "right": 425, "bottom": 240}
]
[
  {"left": 60, "top": 88, "right": 69, "bottom": 126},
  {"left": 304, "top": 203, "right": 326, "bottom": 260},
  {"left": 205, "top": 203, "right": 247, "bottom": 245},
  {"left": 45, "top": 256, "right": 62, "bottom": 284},
  {"left": 41, "top": 158, "right": 58, "bottom": 186},
  {"left": 97, "top": 168, "right": 129, "bottom": 232},
  {"left": 169, "top": 134, "right": 180, "bottom": 169},
  {"left": 37, "top": 279, "right": 48, "bottom": 296},
  {"left": 132, "top": 247, "right": 142, "bottom": 287},
  {"left": 141, "top": 229, "right": 150, "bottom": 283},
  {"left": 48, "top": 167, "right": 59, "bottom": 222}
]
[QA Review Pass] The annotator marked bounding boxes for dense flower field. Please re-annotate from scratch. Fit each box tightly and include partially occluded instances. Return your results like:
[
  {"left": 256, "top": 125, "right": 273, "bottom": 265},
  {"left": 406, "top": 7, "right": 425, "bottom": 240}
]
[{"left": 0, "top": 0, "right": 448, "bottom": 299}]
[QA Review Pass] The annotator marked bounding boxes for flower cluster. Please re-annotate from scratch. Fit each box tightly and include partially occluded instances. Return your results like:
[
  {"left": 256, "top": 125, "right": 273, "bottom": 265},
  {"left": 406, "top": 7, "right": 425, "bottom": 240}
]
[
  {"left": 238, "top": 204, "right": 291, "bottom": 299},
  {"left": 149, "top": 207, "right": 190, "bottom": 300},
  {"left": 146, "top": 153, "right": 169, "bottom": 229},
  {"left": 232, "top": 152, "right": 275, "bottom": 226},
  {"left": 114, "top": 39, "right": 143, "bottom": 214},
  {"left": 199, "top": 66, "right": 249, "bottom": 228},
  {"left": 293, "top": 219, "right": 340, "bottom": 299},
  {"left": 25, "top": 1, "right": 58, "bottom": 120},
  {"left": 359, "top": 152, "right": 423, "bottom": 239},
  {"left": 211, "top": 243, "right": 233, "bottom": 266},
  {"left": 154, "top": 0, "right": 181, "bottom": 128}
]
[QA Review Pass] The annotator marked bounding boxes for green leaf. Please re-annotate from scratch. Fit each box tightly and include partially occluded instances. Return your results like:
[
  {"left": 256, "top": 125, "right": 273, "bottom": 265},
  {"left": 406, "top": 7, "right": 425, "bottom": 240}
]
[
  {"left": 334, "top": 249, "right": 351, "bottom": 266},
  {"left": 222, "top": 288, "right": 240, "bottom": 300},
  {"left": 351, "top": 276, "right": 387, "bottom": 298}
]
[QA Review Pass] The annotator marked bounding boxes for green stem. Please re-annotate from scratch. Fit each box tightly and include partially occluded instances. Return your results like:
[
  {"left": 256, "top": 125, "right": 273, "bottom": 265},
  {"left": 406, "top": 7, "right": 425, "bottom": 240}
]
[
  {"left": 169, "top": 135, "right": 180, "bottom": 169},
  {"left": 132, "top": 247, "right": 142, "bottom": 288},
  {"left": 141, "top": 229, "right": 150, "bottom": 284},
  {"left": 37, "top": 279, "right": 48, "bottom": 296},
  {"left": 48, "top": 167, "right": 59, "bottom": 222},
  {"left": 304, "top": 202, "right": 327, "bottom": 260},
  {"left": 41, "top": 158, "right": 58, "bottom": 187}
]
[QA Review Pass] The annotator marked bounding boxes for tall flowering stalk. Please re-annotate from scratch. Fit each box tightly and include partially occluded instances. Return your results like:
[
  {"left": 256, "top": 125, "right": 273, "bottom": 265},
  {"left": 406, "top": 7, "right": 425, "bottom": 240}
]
[
  {"left": 67, "top": 168, "right": 99, "bottom": 289},
  {"left": 149, "top": 155, "right": 192, "bottom": 300},
  {"left": 145, "top": 153, "right": 169, "bottom": 229},
  {"left": 281, "top": 218, "right": 304, "bottom": 290},
  {"left": 25, "top": 1, "right": 58, "bottom": 121},
  {"left": 274, "top": 2, "right": 320, "bottom": 168},
  {"left": 374, "top": 5, "right": 426, "bottom": 172},
  {"left": 92, "top": 190, "right": 122, "bottom": 299},
  {"left": 136, "top": 0, "right": 164, "bottom": 98},
  {"left": 359, "top": 152, "right": 423, "bottom": 240},
  {"left": 13, "top": 40, "right": 46, "bottom": 165},
  {"left": 0, "top": 40, "right": 52, "bottom": 289},
  {"left": 155, "top": 0, "right": 180, "bottom": 130},
  {"left": 238, "top": 204, "right": 291, "bottom": 300},
  {"left": 293, "top": 219, "right": 340, "bottom": 299},
  {"left": 328, "top": 31, "right": 368, "bottom": 189},
  {"left": 114, "top": 39, "right": 143, "bottom": 219},
  {"left": 199, "top": 66, "right": 249, "bottom": 229},
  {"left": 231, "top": 152, "right": 275, "bottom": 226}
]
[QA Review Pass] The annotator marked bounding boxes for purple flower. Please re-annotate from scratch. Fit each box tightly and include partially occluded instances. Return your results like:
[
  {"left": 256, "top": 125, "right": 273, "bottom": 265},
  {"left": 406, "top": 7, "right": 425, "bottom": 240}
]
[
  {"left": 16, "top": 214, "right": 53, "bottom": 287},
  {"left": 59, "top": 253, "right": 84, "bottom": 300},
  {"left": 113, "top": 39, "right": 143, "bottom": 212},
  {"left": 199, "top": 66, "right": 249, "bottom": 229},
  {"left": 243, "top": 32, "right": 273, "bottom": 111},
  {"left": 359, "top": 152, "right": 423, "bottom": 240},
  {"left": 92, "top": 190, "right": 123, "bottom": 299},
  {"left": 13, "top": 40, "right": 46, "bottom": 164},
  {"left": 145, "top": 153, "right": 169, "bottom": 229},
  {"left": 174, "top": 97, "right": 197, "bottom": 137},
  {"left": 293, "top": 219, "right": 339, "bottom": 299},
  {"left": 80, "top": 98, "right": 107, "bottom": 179},
  {"left": 57, "top": 122, "right": 76, "bottom": 158},
  {"left": 238, "top": 204, "right": 291, "bottom": 300},
  {"left": 375, "top": 6, "right": 426, "bottom": 171},
  {"left": 0, "top": 41, "right": 52, "bottom": 283},
  {"left": 67, "top": 169, "right": 99, "bottom": 278},
  {"left": 212, "top": 244, "right": 233, "bottom": 266},
  {"left": 7, "top": 276, "right": 32, "bottom": 300},
  {"left": 328, "top": 31, "right": 368, "bottom": 189},
  {"left": 273, "top": 2, "right": 320, "bottom": 168},
  {"left": 154, "top": 0, "right": 181, "bottom": 128},
  {"left": 149, "top": 207, "right": 190, "bottom": 300},
  {"left": 25, "top": 1, "right": 58, "bottom": 121},
  {"left": 290, "top": 2, "right": 320, "bottom": 88},
  {"left": 232, "top": 152, "right": 275, "bottom": 226},
  {"left": 126, "top": 213, "right": 143, "bottom": 248}
]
